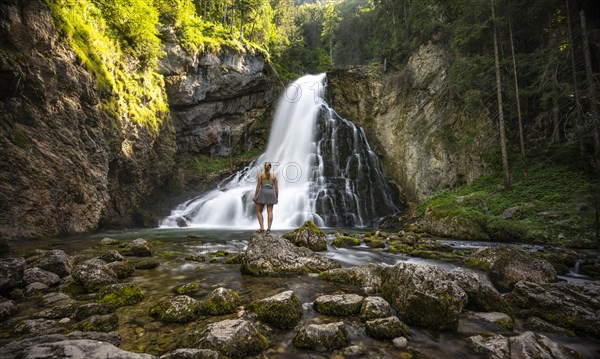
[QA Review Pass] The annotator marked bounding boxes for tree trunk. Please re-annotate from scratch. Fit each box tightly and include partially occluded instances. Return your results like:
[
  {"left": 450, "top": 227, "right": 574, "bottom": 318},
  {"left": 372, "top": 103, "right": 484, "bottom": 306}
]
[
  {"left": 566, "top": 0, "right": 587, "bottom": 163},
  {"left": 509, "top": 20, "right": 527, "bottom": 181},
  {"left": 552, "top": 92, "right": 561, "bottom": 143},
  {"left": 492, "top": 0, "right": 511, "bottom": 190},
  {"left": 580, "top": 10, "right": 600, "bottom": 167}
]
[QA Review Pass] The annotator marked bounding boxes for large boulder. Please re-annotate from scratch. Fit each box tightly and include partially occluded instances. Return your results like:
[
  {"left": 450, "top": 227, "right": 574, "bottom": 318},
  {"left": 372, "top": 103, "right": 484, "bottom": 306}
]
[
  {"left": 24, "top": 267, "right": 61, "bottom": 287},
  {"left": 72, "top": 258, "right": 118, "bottom": 292},
  {"left": 0, "top": 331, "right": 121, "bottom": 358},
  {"left": 468, "top": 331, "right": 583, "bottom": 359},
  {"left": 319, "top": 263, "right": 384, "bottom": 293},
  {"left": 14, "top": 339, "right": 156, "bottom": 359},
  {"left": 0, "top": 257, "right": 25, "bottom": 292},
  {"left": 149, "top": 295, "right": 201, "bottom": 323},
  {"left": 292, "top": 322, "right": 350, "bottom": 350},
  {"left": 467, "top": 248, "right": 556, "bottom": 290},
  {"left": 508, "top": 281, "right": 600, "bottom": 337},
  {"left": 34, "top": 250, "right": 73, "bottom": 278},
  {"left": 240, "top": 233, "right": 340, "bottom": 275},
  {"left": 313, "top": 294, "right": 364, "bottom": 316},
  {"left": 201, "top": 287, "right": 240, "bottom": 316},
  {"left": 381, "top": 263, "right": 467, "bottom": 330},
  {"left": 248, "top": 290, "right": 303, "bottom": 329},
  {"left": 193, "top": 319, "right": 269, "bottom": 359},
  {"left": 448, "top": 267, "right": 511, "bottom": 314},
  {"left": 121, "top": 238, "right": 152, "bottom": 257},
  {"left": 365, "top": 316, "right": 409, "bottom": 340},
  {"left": 282, "top": 220, "right": 327, "bottom": 251}
]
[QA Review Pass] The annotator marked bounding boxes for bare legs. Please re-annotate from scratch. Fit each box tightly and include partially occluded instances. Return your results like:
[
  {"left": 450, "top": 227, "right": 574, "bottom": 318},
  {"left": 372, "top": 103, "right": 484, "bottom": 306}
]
[
  {"left": 255, "top": 203, "right": 265, "bottom": 231},
  {"left": 266, "top": 204, "right": 274, "bottom": 231},
  {"left": 255, "top": 203, "right": 274, "bottom": 233}
]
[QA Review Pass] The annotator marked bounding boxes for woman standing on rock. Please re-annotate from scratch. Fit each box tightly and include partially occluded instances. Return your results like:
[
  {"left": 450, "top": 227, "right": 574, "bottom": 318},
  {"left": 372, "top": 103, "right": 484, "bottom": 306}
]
[{"left": 253, "top": 162, "right": 278, "bottom": 234}]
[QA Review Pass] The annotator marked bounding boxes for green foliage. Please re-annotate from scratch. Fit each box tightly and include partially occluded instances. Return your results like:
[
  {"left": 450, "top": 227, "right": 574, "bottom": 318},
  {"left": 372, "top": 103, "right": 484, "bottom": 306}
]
[
  {"left": 418, "top": 145, "right": 597, "bottom": 247},
  {"left": 187, "top": 147, "right": 264, "bottom": 176},
  {"left": 45, "top": 0, "right": 168, "bottom": 130}
]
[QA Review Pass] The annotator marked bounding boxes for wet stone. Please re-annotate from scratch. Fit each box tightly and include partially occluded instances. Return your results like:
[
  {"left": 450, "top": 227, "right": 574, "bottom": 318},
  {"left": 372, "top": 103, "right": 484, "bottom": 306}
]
[{"left": 313, "top": 294, "right": 364, "bottom": 316}]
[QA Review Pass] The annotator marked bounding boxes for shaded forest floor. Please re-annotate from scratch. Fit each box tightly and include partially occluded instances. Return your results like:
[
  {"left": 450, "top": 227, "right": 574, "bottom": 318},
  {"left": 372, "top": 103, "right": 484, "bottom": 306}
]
[{"left": 416, "top": 144, "right": 600, "bottom": 249}]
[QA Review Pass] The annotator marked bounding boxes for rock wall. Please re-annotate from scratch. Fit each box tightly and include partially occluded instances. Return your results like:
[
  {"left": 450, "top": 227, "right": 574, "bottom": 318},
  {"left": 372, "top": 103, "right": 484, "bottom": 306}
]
[
  {"left": 159, "top": 29, "right": 275, "bottom": 157},
  {"left": 0, "top": 0, "right": 274, "bottom": 239},
  {"left": 327, "top": 43, "right": 494, "bottom": 203}
]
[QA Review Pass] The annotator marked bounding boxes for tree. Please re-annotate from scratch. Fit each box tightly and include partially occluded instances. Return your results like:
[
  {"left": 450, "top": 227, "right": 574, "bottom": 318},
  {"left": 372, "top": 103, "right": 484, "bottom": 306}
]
[
  {"left": 509, "top": 20, "right": 527, "bottom": 181},
  {"left": 580, "top": 10, "right": 600, "bottom": 169},
  {"left": 492, "top": 0, "right": 511, "bottom": 190}
]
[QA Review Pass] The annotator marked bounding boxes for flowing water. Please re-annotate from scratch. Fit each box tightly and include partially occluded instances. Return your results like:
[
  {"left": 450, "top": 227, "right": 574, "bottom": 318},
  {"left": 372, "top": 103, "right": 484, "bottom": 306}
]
[
  {"left": 3, "top": 229, "right": 599, "bottom": 358},
  {"left": 160, "top": 74, "right": 398, "bottom": 230}
]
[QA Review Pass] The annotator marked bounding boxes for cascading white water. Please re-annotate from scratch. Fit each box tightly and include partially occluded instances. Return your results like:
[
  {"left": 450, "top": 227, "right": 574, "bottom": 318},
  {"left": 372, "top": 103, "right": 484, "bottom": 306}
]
[{"left": 160, "top": 73, "right": 398, "bottom": 229}]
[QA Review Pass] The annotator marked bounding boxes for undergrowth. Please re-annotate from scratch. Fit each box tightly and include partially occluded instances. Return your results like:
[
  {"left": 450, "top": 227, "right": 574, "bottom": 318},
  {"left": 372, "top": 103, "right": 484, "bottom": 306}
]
[{"left": 417, "top": 145, "right": 599, "bottom": 248}]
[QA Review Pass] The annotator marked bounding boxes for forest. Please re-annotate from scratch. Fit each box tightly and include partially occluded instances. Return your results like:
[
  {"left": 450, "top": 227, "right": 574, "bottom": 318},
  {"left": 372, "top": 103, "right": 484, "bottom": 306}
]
[{"left": 47, "top": 0, "right": 600, "bottom": 172}]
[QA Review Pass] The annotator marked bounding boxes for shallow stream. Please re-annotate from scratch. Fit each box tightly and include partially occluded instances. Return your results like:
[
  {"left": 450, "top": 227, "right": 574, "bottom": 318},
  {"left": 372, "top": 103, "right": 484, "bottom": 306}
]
[{"left": 3, "top": 228, "right": 600, "bottom": 358}]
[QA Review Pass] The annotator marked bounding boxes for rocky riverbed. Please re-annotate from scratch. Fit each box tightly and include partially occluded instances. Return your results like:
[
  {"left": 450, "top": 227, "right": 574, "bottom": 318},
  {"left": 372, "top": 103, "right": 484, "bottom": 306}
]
[{"left": 1, "top": 222, "right": 599, "bottom": 358}]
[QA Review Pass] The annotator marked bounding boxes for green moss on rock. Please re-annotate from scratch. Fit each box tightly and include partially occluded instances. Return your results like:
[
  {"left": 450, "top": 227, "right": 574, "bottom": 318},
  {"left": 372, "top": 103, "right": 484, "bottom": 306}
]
[
  {"left": 247, "top": 291, "right": 303, "bottom": 329},
  {"left": 149, "top": 295, "right": 201, "bottom": 323},
  {"left": 76, "top": 313, "right": 118, "bottom": 332},
  {"left": 201, "top": 287, "right": 240, "bottom": 315},
  {"left": 177, "top": 282, "right": 201, "bottom": 295},
  {"left": 209, "top": 250, "right": 229, "bottom": 258},
  {"left": 98, "top": 283, "right": 144, "bottom": 308},
  {"left": 332, "top": 235, "right": 361, "bottom": 248}
]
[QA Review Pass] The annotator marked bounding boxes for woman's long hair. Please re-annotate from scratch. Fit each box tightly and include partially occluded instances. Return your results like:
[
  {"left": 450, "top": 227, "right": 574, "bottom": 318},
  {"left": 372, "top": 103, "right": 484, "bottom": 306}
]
[{"left": 263, "top": 162, "right": 271, "bottom": 180}]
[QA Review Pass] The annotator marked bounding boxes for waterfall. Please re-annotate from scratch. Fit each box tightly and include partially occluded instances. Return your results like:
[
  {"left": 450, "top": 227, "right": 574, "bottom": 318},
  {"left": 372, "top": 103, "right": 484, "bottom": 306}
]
[{"left": 160, "top": 74, "right": 398, "bottom": 229}]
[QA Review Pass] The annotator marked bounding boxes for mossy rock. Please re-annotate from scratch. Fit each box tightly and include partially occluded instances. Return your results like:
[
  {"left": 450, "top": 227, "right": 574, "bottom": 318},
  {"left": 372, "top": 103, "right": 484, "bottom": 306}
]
[
  {"left": 223, "top": 253, "right": 244, "bottom": 264},
  {"left": 74, "top": 303, "right": 113, "bottom": 320},
  {"left": 158, "top": 251, "right": 176, "bottom": 258},
  {"left": 313, "top": 294, "right": 364, "bottom": 316},
  {"left": 202, "top": 287, "right": 240, "bottom": 315},
  {"left": 58, "top": 278, "right": 87, "bottom": 297},
  {"left": 177, "top": 282, "right": 201, "bottom": 296},
  {"left": 209, "top": 250, "right": 229, "bottom": 258},
  {"left": 365, "top": 238, "right": 386, "bottom": 249},
  {"left": 134, "top": 260, "right": 160, "bottom": 270},
  {"left": 332, "top": 235, "right": 361, "bottom": 248},
  {"left": 98, "top": 283, "right": 144, "bottom": 308},
  {"left": 149, "top": 295, "right": 202, "bottom": 323},
  {"left": 193, "top": 319, "right": 269, "bottom": 359},
  {"left": 485, "top": 217, "right": 528, "bottom": 242},
  {"left": 293, "top": 322, "right": 350, "bottom": 350},
  {"left": 76, "top": 313, "right": 118, "bottom": 332},
  {"left": 106, "top": 261, "right": 135, "bottom": 279},
  {"left": 185, "top": 255, "right": 206, "bottom": 262},
  {"left": 282, "top": 220, "right": 327, "bottom": 251},
  {"left": 247, "top": 291, "right": 303, "bottom": 329},
  {"left": 365, "top": 316, "right": 409, "bottom": 340}
]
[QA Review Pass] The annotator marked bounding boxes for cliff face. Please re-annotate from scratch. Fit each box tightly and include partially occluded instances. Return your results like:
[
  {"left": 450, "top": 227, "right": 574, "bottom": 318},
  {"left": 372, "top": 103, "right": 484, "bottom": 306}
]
[
  {"left": 160, "top": 32, "right": 275, "bottom": 156},
  {"left": 0, "top": 0, "right": 274, "bottom": 239},
  {"left": 328, "top": 43, "right": 494, "bottom": 203}
]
